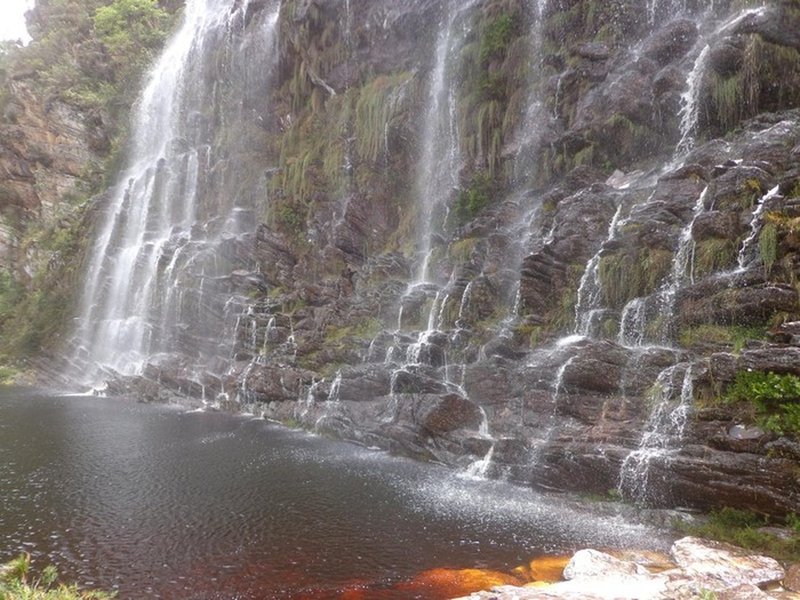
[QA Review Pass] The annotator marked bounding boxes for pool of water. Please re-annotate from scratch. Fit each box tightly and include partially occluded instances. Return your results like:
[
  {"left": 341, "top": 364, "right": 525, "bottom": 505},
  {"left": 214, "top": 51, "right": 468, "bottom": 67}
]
[{"left": 0, "top": 387, "right": 671, "bottom": 598}]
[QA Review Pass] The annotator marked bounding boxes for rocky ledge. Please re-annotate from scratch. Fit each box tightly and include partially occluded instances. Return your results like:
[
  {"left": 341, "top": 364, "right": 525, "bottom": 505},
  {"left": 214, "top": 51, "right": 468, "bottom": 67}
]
[{"left": 455, "top": 537, "right": 798, "bottom": 600}]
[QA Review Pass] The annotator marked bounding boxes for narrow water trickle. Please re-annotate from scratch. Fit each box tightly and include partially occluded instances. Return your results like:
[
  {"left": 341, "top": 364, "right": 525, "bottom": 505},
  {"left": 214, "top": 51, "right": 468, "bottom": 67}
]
[
  {"left": 736, "top": 185, "right": 781, "bottom": 272},
  {"left": 674, "top": 44, "right": 711, "bottom": 159},
  {"left": 574, "top": 202, "right": 625, "bottom": 337},
  {"left": 654, "top": 186, "right": 709, "bottom": 343}
]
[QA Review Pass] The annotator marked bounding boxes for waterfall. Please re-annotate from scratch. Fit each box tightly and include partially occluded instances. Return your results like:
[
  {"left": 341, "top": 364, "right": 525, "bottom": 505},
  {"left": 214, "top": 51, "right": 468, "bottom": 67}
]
[
  {"left": 414, "top": 0, "right": 478, "bottom": 284},
  {"left": 512, "top": 0, "right": 552, "bottom": 183},
  {"left": 71, "top": 0, "right": 281, "bottom": 383},
  {"left": 618, "top": 364, "right": 694, "bottom": 503},
  {"left": 463, "top": 406, "right": 495, "bottom": 479}
]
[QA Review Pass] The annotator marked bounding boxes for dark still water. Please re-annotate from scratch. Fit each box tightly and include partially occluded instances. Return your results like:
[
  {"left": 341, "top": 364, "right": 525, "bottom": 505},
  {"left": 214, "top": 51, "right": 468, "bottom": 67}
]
[{"left": 0, "top": 388, "right": 671, "bottom": 599}]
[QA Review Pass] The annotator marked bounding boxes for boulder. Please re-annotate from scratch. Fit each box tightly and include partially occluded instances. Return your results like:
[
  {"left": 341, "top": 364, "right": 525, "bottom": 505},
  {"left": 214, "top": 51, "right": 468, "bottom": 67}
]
[
  {"left": 670, "top": 536, "right": 784, "bottom": 590},
  {"left": 563, "top": 549, "right": 649, "bottom": 580},
  {"left": 785, "top": 563, "right": 800, "bottom": 593}
]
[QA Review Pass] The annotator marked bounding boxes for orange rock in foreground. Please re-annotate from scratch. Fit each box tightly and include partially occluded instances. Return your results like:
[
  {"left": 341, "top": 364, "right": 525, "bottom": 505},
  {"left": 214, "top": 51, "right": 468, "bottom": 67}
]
[
  {"left": 527, "top": 555, "right": 571, "bottom": 582},
  {"left": 396, "top": 567, "right": 524, "bottom": 598}
]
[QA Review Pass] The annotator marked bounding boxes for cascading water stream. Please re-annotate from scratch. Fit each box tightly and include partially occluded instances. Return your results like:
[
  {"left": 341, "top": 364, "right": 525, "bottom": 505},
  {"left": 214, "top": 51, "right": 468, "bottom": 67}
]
[
  {"left": 673, "top": 44, "right": 711, "bottom": 160},
  {"left": 463, "top": 406, "right": 496, "bottom": 479},
  {"left": 653, "top": 186, "right": 709, "bottom": 343},
  {"left": 736, "top": 185, "right": 781, "bottom": 272},
  {"left": 511, "top": 0, "right": 551, "bottom": 184},
  {"left": 573, "top": 202, "right": 625, "bottom": 337},
  {"left": 618, "top": 364, "right": 694, "bottom": 503},
  {"left": 671, "top": 6, "right": 768, "bottom": 165},
  {"left": 72, "top": 0, "right": 281, "bottom": 384}
]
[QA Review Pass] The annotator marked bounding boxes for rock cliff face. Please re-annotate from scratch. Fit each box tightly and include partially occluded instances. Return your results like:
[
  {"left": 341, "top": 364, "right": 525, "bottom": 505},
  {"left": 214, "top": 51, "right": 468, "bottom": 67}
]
[
  {"left": 5, "top": 0, "right": 800, "bottom": 515},
  {"left": 0, "top": 79, "right": 103, "bottom": 277}
]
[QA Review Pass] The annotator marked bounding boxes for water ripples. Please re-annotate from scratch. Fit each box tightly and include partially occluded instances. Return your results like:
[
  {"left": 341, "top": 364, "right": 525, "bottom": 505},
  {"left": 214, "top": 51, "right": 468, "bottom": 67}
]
[{"left": 0, "top": 390, "right": 672, "bottom": 598}]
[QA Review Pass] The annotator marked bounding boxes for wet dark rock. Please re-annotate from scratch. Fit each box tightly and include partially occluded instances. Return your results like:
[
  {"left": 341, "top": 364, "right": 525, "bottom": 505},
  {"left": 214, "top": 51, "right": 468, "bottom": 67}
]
[
  {"left": 229, "top": 269, "right": 268, "bottom": 292},
  {"left": 520, "top": 188, "right": 618, "bottom": 317},
  {"left": 255, "top": 225, "right": 296, "bottom": 287},
  {"left": 240, "top": 363, "right": 316, "bottom": 403},
  {"left": 708, "top": 39, "right": 744, "bottom": 77},
  {"left": 574, "top": 42, "right": 611, "bottom": 61},
  {"left": 738, "top": 346, "right": 800, "bottom": 377},
  {"left": 414, "top": 393, "right": 482, "bottom": 435},
  {"left": 464, "top": 359, "right": 519, "bottom": 407},
  {"left": 692, "top": 210, "right": 742, "bottom": 241},
  {"left": 391, "top": 367, "right": 448, "bottom": 395},
  {"left": 709, "top": 166, "right": 775, "bottom": 211},
  {"left": 652, "top": 65, "right": 686, "bottom": 98},
  {"left": 642, "top": 19, "right": 699, "bottom": 66},
  {"left": 677, "top": 281, "right": 799, "bottom": 328},
  {"left": 658, "top": 445, "right": 800, "bottom": 516},
  {"left": 707, "top": 424, "right": 769, "bottom": 454},
  {"left": 767, "top": 321, "right": 800, "bottom": 346},
  {"left": 764, "top": 438, "right": 800, "bottom": 461},
  {"left": 458, "top": 275, "right": 498, "bottom": 326},
  {"left": 560, "top": 340, "right": 628, "bottom": 394},
  {"left": 336, "top": 364, "right": 392, "bottom": 401},
  {"left": 733, "top": 3, "right": 800, "bottom": 51}
]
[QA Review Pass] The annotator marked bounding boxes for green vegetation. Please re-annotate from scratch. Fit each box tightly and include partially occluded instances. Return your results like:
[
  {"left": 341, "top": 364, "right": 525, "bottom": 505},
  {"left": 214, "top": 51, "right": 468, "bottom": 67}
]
[
  {"left": 479, "top": 14, "right": 516, "bottom": 63},
  {"left": 0, "top": 553, "right": 113, "bottom": 599},
  {"left": 724, "top": 370, "right": 800, "bottom": 436},
  {"left": 2, "top": 0, "right": 175, "bottom": 120},
  {"left": 704, "top": 37, "right": 800, "bottom": 136},
  {"left": 678, "top": 324, "right": 764, "bottom": 352},
  {"left": 677, "top": 507, "right": 800, "bottom": 563},
  {"left": 708, "top": 72, "right": 748, "bottom": 135},
  {"left": 0, "top": 270, "right": 23, "bottom": 334},
  {"left": 324, "top": 317, "right": 382, "bottom": 345},
  {"left": 453, "top": 171, "right": 495, "bottom": 225},
  {"left": 354, "top": 73, "right": 413, "bottom": 164},
  {"left": 457, "top": 6, "right": 526, "bottom": 178},
  {"left": 448, "top": 238, "right": 479, "bottom": 264},
  {"left": 694, "top": 238, "right": 737, "bottom": 278},
  {"left": 759, "top": 222, "right": 778, "bottom": 276},
  {"left": 276, "top": 203, "right": 305, "bottom": 235},
  {"left": 94, "top": 0, "right": 169, "bottom": 62},
  {"left": 598, "top": 247, "right": 673, "bottom": 310},
  {"left": 0, "top": 201, "right": 91, "bottom": 360}
]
